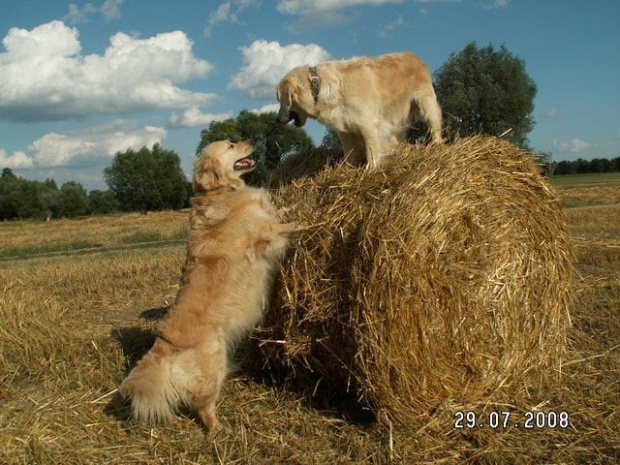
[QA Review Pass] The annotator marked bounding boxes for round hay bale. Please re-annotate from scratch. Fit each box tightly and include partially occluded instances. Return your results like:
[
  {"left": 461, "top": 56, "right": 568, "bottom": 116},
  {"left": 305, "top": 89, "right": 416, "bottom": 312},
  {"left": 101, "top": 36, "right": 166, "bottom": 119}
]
[{"left": 257, "top": 136, "right": 573, "bottom": 425}]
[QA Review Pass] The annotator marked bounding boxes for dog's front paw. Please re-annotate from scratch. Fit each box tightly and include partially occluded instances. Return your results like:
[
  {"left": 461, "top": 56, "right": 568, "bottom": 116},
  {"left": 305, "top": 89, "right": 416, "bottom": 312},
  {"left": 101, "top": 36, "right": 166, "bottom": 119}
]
[
  {"left": 208, "top": 417, "right": 233, "bottom": 436},
  {"left": 276, "top": 203, "right": 301, "bottom": 219}
]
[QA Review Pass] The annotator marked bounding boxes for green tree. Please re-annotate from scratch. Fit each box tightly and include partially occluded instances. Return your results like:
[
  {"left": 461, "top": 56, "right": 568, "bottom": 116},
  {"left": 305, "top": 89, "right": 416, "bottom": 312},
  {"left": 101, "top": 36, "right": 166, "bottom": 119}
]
[
  {"left": 535, "top": 151, "right": 553, "bottom": 164},
  {"left": 574, "top": 158, "right": 589, "bottom": 174},
  {"left": 40, "top": 179, "right": 60, "bottom": 221},
  {"left": 589, "top": 158, "right": 611, "bottom": 173},
  {"left": 320, "top": 128, "right": 342, "bottom": 151},
  {"left": 197, "top": 110, "right": 314, "bottom": 171},
  {"left": 57, "top": 181, "right": 89, "bottom": 218},
  {"left": 87, "top": 190, "right": 119, "bottom": 215},
  {"left": 433, "top": 42, "right": 537, "bottom": 148},
  {"left": 13, "top": 180, "right": 46, "bottom": 219},
  {"left": 1, "top": 167, "right": 16, "bottom": 179},
  {"left": 0, "top": 171, "right": 62, "bottom": 220},
  {"left": 104, "top": 144, "right": 188, "bottom": 213},
  {"left": 198, "top": 118, "right": 239, "bottom": 144},
  {"left": 0, "top": 168, "right": 19, "bottom": 219},
  {"left": 555, "top": 160, "right": 574, "bottom": 175}
]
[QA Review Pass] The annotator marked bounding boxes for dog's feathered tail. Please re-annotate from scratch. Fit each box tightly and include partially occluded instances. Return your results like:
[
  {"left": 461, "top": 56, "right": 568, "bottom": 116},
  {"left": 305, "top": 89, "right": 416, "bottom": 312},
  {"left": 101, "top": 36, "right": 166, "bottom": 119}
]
[{"left": 119, "top": 339, "right": 182, "bottom": 424}]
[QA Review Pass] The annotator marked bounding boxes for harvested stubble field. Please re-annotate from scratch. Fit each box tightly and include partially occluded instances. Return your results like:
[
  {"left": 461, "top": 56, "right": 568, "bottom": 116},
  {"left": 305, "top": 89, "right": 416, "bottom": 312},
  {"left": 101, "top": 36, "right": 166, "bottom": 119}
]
[
  {"left": 0, "top": 211, "right": 187, "bottom": 261},
  {"left": 556, "top": 176, "right": 620, "bottom": 209},
  {"left": 1, "top": 151, "right": 619, "bottom": 464}
]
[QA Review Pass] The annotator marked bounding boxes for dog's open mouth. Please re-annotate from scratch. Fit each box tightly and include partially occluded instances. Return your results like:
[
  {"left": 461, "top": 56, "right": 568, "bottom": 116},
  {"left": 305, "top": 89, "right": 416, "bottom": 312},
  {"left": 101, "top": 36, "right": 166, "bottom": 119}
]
[
  {"left": 290, "top": 111, "right": 302, "bottom": 127},
  {"left": 234, "top": 157, "right": 256, "bottom": 171}
]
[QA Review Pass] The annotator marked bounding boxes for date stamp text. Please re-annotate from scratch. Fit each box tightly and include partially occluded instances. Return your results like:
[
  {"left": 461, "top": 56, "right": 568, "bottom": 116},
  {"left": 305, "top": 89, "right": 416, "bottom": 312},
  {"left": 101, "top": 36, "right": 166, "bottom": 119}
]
[{"left": 453, "top": 410, "right": 570, "bottom": 430}]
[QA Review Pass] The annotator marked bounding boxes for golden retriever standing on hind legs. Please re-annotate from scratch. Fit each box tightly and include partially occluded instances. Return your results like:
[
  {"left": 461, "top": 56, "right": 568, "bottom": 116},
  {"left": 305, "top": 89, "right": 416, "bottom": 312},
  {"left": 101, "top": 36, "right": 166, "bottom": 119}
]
[
  {"left": 120, "top": 140, "right": 299, "bottom": 430},
  {"left": 276, "top": 52, "right": 443, "bottom": 169}
]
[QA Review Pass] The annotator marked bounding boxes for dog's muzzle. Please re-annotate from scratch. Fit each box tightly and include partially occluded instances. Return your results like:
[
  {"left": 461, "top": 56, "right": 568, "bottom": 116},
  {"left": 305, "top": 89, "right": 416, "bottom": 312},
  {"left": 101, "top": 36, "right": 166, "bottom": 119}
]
[
  {"left": 290, "top": 111, "right": 303, "bottom": 127},
  {"left": 277, "top": 105, "right": 291, "bottom": 124},
  {"left": 277, "top": 108, "right": 304, "bottom": 127}
]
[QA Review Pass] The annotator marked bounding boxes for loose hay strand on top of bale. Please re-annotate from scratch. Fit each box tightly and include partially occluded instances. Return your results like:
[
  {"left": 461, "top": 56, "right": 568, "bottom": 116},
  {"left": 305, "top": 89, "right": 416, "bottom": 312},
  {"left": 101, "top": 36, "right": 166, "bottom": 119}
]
[{"left": 257, "top": 135, "right": 573, "bottom": 426}]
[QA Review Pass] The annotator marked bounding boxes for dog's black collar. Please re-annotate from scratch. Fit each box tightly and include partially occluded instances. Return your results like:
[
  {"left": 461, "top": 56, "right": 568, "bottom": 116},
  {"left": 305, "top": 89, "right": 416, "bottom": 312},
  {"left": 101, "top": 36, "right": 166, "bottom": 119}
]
[{"left": 309, "top": 66, "right": 320, "bottom": 103}]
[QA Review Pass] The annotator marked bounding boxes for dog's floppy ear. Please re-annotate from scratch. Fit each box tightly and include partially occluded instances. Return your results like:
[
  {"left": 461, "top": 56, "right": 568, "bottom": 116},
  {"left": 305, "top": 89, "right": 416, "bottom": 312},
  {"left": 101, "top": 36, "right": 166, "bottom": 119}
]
[{"left": 193, "top": 156, "right": 223, "bottom": 192}]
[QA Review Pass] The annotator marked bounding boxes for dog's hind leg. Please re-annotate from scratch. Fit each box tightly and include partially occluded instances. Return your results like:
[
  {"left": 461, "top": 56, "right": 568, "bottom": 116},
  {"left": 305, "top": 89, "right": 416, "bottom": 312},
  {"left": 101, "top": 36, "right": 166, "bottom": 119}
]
[
  {"left": 119, "top": 339, "right": 179, "bottom": 424},
  {"left": 193, "top": 333, "right": 228, "bottom": 430},
  {"left": 415, "top": 93, "right": 443, "bottom": 143}
]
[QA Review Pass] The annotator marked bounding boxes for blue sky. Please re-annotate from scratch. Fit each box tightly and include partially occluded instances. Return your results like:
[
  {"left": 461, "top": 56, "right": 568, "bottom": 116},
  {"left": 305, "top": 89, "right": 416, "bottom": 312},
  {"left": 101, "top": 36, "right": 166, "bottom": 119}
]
[{"left": 1, "top": 0, "right": 619, "bottom": 190}]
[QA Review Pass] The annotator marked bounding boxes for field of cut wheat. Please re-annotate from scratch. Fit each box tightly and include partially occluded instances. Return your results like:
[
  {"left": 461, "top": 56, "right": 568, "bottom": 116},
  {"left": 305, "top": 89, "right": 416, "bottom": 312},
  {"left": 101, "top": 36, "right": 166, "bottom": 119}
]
[{"left": 0, "top": 175, "right": 618, "bottom": 464}]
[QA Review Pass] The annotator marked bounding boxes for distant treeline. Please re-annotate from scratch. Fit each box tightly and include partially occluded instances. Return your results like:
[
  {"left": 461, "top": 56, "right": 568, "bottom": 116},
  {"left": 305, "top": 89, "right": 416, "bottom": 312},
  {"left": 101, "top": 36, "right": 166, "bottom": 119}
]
[
  {"left": 0, "top": 144, "right": 196, "bottom": 221},
  {"left": 1, "top": 111, "right": 314, "bottom": 221},
  {"left": 0, "top": 167, "right": 121, "bottom": 221},
  {"left": 2, "top": 141, "right": 619, "bottom": 221},
  {"left": 554, "top": 157, "right": 620, "bottom": 175},
  {"left": 0, "top": 175, "right": 189, "bottom": 224},
  {"left": 0, "top": 169, "right": 192, "bottom": 221}
]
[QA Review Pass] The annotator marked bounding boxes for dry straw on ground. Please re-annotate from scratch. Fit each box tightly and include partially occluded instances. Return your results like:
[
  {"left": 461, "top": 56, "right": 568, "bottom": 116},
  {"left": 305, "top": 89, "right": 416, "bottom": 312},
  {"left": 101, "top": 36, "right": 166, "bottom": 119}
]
[
  {"left": 257, "top": 135, "right": 574, "bottom": 425},
  {"left": 1, "top": 162, "right": 618, "bottom": 464}
]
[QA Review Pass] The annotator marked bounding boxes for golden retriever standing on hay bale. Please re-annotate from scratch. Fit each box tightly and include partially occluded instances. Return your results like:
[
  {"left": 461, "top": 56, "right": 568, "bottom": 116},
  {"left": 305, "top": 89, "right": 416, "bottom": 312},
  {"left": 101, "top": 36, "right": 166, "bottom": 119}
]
[
  {"left": 276, "top": 52, "right": 443, "bottom": 169},
  {"left": 120, "top": 140, "right": 299, "bottom": 430}
]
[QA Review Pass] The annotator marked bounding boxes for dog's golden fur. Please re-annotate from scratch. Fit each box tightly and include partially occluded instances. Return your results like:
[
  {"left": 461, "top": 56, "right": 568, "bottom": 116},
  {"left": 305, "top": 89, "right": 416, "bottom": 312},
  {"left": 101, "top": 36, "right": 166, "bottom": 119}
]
[
  {"left": 119, "top": 140, "right": 298, "bottom": 429},
  {"left": 276, "top": 52, "right": 443, "bottom": 168}
]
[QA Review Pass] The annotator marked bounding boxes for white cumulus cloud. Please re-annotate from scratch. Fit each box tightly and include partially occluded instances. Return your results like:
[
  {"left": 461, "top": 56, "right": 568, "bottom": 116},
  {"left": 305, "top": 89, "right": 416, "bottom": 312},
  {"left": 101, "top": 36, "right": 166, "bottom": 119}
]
[
  {"left": 229, "top": 40, "right": 331, "bottom": 99},
  {"left": 277, "top": 0, "right": 404, "bottom": 27},
  {"left": 0, "top": 149, "right": 33, "bottom": 169},
  {"left": 276, "top": 0, "right": 475, "bottom": 25},
  {"left": 552, "top": 138, "right": 591, "bottom": 153},
  {"left": 100, "top": 0, "right": 124, "bottom": 19},
  {"left": 204, "top": 2, "right": 234, "bottom": 37},
  {"left": 169, "top": 106, "right": 232, "bottom": 128},
  {"left": 102, "top": 126, "right": 168, "bottom": 157},
  {"left": 542, "top": 108, "right": 559, "bottom": 118},
  {"left": 28, "top": 133, "right": 98, "bottom": 166},
  {"left": 12, "top": 121, "right": 168, "bottom": 168},
  {"left": 0, "top": 21, "right": 215, "bottom": 122},
  {"left": 479, "top": 0, "right": 510, "bottom": 9},
  {"left": 277, "top": 0, "right": 404, "bottom": 13},
  {"left": 377, "top": 14, "right": 407, "bottom": 38},
  {"left": 250, "top": 103, "right": 281, "bottom": 114},
  {"left": 204, "top": 1, "right": 259, "bottom": 37},
  {"left": 64, "top": 0, "right": 125, "bottom": 23}
]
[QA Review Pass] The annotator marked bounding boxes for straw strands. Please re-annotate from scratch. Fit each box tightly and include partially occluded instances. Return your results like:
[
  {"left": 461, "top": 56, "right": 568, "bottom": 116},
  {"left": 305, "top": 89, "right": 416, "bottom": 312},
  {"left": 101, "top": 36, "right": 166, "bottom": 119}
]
[{"left": 258, "top": 136, "right": 574, "bottom": 425}]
